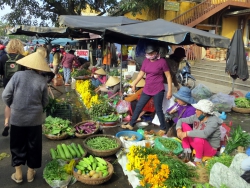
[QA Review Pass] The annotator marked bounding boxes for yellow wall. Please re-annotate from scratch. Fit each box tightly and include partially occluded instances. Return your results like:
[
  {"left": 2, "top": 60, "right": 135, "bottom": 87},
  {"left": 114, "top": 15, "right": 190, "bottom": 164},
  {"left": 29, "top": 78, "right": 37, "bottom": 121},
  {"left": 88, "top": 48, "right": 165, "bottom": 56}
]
[
  {"left": 125, "top": 0, "right": 197, "bottom": 21},
  {"left": 221, "top": 17, "right": 238, "bottom": 39}
]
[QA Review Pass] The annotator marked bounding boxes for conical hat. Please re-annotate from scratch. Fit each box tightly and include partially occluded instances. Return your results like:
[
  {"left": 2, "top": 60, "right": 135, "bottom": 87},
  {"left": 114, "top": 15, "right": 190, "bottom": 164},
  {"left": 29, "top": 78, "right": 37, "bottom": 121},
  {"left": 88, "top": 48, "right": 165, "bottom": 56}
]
[
  {"left": 135, "top": 79, "right": 145, "bottom": 87},
  {"left": 105, "top": 76, "right": 120, "bottom": 87},
  {"left": 95, "top": 68, "right": 106, "bottom": 75},
  {"left": 16, "top": 52, "right": 52, "bottom": 72}
]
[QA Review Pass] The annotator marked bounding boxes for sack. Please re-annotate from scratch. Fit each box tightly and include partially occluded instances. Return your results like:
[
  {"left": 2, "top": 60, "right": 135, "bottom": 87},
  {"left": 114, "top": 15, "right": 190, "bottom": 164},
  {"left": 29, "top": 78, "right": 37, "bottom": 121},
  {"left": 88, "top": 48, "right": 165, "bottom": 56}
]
[
  {"left": 191, "top": 83, "right": 213, "bottom": 101},
  {"left": 4, "top": 54, "right": 21, "bottom": 79},
  {"left": 166, "top": 121, "right": 177, "bottom": 137},
  {"left": 53, "top": 74, "right": 64, "bottom": 86},
  {"left": 209, "top": 92, "right": 235, "bottom": 112}
]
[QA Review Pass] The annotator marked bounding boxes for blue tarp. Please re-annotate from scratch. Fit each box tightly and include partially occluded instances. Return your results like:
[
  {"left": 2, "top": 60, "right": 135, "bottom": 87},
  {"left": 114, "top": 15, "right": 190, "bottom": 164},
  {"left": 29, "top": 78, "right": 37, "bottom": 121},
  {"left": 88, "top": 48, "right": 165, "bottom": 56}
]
[{"left": 32, "top": 38, "right": 78, "bottom": 46}]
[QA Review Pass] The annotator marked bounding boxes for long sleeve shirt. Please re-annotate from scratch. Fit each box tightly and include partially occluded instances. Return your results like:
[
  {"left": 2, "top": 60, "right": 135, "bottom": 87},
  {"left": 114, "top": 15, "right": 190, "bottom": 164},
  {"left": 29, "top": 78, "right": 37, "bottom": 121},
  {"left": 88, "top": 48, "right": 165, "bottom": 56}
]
[{"left": 176, "top": 115, "right": 222, "bottom": 149}]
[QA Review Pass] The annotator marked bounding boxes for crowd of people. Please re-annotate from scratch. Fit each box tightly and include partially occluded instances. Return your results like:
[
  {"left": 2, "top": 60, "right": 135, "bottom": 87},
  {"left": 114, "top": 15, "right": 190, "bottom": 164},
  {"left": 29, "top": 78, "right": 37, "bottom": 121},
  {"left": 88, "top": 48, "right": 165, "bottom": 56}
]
[{"left": 0, "top": 38, "right": 249, "bottom": 187}]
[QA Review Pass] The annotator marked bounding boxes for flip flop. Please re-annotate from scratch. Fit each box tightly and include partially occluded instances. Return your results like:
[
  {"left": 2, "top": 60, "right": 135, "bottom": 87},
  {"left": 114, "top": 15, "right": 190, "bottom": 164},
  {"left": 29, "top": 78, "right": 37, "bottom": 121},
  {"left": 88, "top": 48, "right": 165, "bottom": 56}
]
[
  {"left": 2, "top": 125, "right": 9, "bottom": 137},
  {"left": 27, "top": 170, "right": 36, "bottom": 183},
  {"left": 11, "top": 173, "right": 23, "bottom": 183}
]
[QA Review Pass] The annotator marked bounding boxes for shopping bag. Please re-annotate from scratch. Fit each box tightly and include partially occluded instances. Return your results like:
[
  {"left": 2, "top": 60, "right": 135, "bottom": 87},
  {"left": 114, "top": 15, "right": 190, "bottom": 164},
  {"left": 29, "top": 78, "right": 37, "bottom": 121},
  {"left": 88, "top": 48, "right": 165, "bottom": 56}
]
[{"left": 53, "top": 74, "right": 64, "bottom": 86}]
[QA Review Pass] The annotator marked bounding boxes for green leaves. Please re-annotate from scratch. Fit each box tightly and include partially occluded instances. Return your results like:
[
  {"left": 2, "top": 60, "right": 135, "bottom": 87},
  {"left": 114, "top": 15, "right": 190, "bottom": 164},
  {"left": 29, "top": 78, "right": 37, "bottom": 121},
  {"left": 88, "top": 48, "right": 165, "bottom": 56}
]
[
  {"left": 235, "top": 97, "right": 250, "bottom": 108},
  {"left": 205, "top": 154, "right": 233, "bottom": 174}
]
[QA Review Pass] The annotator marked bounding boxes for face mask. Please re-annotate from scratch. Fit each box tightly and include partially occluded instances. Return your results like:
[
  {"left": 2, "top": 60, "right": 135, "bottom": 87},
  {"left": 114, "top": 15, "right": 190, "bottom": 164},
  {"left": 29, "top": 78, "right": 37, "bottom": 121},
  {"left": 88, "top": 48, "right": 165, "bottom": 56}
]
[
  {"left": 145, "top": 53, "right": 158, "bottom": 60},
  {"left": 93, "top": 75, "right": 98, "bottom": 78},
  {"left": 198, "top": 114, "right": 205, "bottom": 121}
]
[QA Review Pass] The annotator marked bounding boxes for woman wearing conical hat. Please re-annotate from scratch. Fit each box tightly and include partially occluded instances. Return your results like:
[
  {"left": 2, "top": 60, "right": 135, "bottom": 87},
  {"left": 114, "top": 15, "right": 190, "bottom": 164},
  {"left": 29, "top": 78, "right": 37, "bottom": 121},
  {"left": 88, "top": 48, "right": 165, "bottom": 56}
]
[
  {"left": 91, "top": 68, "right": 107, "bottom": 88},
  {"left": 97, "top": 76, "right": 120, "bottom": 98},
  {"left": 2, "top": 51, "right": 50, "bottom": 183}
]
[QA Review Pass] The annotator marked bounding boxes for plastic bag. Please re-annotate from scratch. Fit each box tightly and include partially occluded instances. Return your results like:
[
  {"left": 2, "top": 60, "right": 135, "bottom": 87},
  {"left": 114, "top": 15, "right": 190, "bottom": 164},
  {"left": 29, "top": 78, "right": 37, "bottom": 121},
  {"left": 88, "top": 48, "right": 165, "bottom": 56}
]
[
  {"left": 220, "top": 125, "right": 227, "bottom": 141},
  {"left": 191, "top": 84, "right": 213, "bottom": 101},
  {"left": 245, "top": 92, "right": 250, "bottom": 100},
  {"left": 154, "top": 137, "right": 183, "bottom": 155},
  {"left": 53, "top": 74, "right": 64, "bottom": 86},
  {"left": 209, "top": 93, "right": 235, "bottom": 112},
  {"left": 116, "top": 100, "right": 130, "bottom": 113}
]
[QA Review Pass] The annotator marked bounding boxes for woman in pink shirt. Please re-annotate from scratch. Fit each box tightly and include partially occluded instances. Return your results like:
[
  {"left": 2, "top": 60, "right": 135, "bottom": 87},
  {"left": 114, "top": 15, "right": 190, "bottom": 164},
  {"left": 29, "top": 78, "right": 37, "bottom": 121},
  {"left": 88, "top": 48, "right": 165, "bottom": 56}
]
[{"left": 122, "top": 45, "right": 172, "bottom": 135}]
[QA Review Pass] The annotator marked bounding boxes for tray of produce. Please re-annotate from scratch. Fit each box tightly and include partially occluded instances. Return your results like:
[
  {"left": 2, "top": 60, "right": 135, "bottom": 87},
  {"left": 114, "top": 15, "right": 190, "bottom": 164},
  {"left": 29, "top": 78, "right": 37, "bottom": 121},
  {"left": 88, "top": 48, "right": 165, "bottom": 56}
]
[
  {"left": 97, "top": 114, "right": 119, "bottom": 122},
  {"left": 50, "top": 143, "right": 87, "bottom": 161},
  {"left": 232, "top": 97, "right": 250, "bottom": 113},
  {"left": 154, "top": 137, "right": 183, "bottom": 155},
  {"left": 74, "top": 121, "right": 99, "bottom": 138},
  {"left": 116, "top": 130, "right": 143, "bottom": 141},
  {"left": 43, "top": 116, "right": 75, "bottom": 140},
  {"left": 73, "top": 155, "right": 114, "bottom": 185},
  {"left": 83, "top": 134, "right": 122, "bottom": 157}
]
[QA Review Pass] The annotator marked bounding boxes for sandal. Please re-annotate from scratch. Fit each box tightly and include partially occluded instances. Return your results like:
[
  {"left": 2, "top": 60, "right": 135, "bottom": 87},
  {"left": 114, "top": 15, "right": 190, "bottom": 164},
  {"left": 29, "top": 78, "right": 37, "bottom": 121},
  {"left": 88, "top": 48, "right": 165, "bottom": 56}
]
[
  {"left": 156, "top": 130, "right": 166, "bottom": 136},
  {"left": 121, "top": 124, "right": 134, "bottom": 130},
  {"left": 27, "top": 170, "right": 36, "bottom": 183},
  {"left": 2, "top": 124, "right": 9, "bottom": 137},
  {"left": 11, "top": 173, "right": 23, "bottom": 183}
]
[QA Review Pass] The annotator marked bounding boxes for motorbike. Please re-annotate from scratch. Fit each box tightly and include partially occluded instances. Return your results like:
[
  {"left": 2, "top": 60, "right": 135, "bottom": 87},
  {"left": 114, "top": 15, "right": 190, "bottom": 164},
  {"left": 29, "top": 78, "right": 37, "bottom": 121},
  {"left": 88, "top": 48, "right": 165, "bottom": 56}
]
[{"left": 176, "top": 60, "right": 196, "bottom": 89}]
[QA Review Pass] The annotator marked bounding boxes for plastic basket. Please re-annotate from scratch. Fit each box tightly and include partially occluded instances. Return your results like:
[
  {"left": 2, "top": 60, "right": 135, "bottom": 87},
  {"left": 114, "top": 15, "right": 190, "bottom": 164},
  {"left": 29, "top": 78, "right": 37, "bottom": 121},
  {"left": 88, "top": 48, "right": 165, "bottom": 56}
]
[
  {"left": 46, "top": 104, "right": 72, "bottom": 121},
  {"left": 154, "top": 137, "right": 183, "bottom": 155}
]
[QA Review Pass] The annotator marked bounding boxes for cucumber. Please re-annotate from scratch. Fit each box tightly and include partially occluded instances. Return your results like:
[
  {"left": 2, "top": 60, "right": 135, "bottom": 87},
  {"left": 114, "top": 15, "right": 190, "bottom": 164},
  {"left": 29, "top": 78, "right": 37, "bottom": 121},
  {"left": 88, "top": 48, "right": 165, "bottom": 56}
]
[
  {"left": 67, "top": 145, "right": 77, "bottom": 158},
  {"left": 50, "top": 148, "right": 57, "bottom": 160},
  {"left": 57, "top": 145, "right": 66, "bottom": 160},
  {"left": 77, "top": 144, "right": 85, "bottom": 156},
  {"left": 71, "top": 143, "right": 81, "bottom": 158},
  {"left": 62, "top": 144, "right": 72, "bottom": 159}
]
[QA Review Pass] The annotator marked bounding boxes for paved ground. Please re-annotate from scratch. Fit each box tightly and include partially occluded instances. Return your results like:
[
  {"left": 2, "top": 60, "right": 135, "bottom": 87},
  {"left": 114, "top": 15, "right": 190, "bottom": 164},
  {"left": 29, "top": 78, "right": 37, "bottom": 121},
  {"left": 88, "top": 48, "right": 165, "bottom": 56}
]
[{"left": 0, "top": 74, "right": 249, "bottom": 188}]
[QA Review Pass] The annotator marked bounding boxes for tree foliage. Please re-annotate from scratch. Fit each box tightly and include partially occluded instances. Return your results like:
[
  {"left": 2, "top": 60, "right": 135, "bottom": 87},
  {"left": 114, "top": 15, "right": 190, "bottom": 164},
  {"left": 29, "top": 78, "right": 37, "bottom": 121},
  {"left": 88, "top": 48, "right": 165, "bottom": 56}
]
[
  {"left": 0, "top": 0, "right": 118, "bottom": 26},
  {"left": 119, "top": 0, "right": 164, "bottom": 16}
]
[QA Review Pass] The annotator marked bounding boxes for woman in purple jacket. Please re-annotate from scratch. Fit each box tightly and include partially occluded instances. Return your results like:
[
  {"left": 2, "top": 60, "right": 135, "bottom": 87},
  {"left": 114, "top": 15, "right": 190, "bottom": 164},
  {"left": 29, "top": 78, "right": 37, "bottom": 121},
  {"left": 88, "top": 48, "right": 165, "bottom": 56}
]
[
  {"left": 61, "top": 50, "right": 78, "bottom": 86},
  {"left": 121, "top": 45, "right": 172, "bottom": 135}
]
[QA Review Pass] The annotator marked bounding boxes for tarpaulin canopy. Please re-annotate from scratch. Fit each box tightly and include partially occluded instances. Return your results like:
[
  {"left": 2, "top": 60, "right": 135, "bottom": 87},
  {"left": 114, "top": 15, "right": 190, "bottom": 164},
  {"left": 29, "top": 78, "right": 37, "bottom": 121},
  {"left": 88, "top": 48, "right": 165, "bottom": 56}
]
[
  {"left": 103, "top": 19, "right": 230, "bottom": 48},
  {"left": 7, "top": 25, "right": 90, "bottom": 38},
  {"left": 58, "top": 15, "right": 141, "bottom": 34},
  {"left": 32, "top": 38, "right": 78, "bottom": 46}
]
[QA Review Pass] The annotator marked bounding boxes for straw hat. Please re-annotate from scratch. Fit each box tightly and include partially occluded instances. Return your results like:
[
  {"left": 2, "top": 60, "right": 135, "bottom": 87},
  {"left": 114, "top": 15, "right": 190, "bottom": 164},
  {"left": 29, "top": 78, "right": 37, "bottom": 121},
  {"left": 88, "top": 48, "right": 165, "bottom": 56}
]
[
  {"left": 132, "top": 79, "right": 145, "bottom": 87},
  {"left": 16, "top": 52, "right": 52, "bottom": 72},
  {"left": 192, "top": 99, "right": 214, "bottom": 115},
  {"left": 105, "top": 76, "right": 120, "bottom": 87},
  {"left": 95, "top": 68, "right": 106, "bottom": 75}
]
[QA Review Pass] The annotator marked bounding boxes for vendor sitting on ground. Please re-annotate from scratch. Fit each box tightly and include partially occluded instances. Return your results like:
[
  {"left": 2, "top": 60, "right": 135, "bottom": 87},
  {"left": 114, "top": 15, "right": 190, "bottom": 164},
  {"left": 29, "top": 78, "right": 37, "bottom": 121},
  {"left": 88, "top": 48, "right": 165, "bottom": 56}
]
[
  {"left": 124, "top": 79, "right": 155, "bottom": 121},
  {"left": 91, "top": 68, "right": 107, "bottom": 87},
  {"left": 96, "top": 76, "right": 120, "bottom": 98},
  {"left": 166, "top": 87, "right": 196, "bottom": 128},
  {"left": 175, "top": 99, "right": 222, "bottom": 164}
]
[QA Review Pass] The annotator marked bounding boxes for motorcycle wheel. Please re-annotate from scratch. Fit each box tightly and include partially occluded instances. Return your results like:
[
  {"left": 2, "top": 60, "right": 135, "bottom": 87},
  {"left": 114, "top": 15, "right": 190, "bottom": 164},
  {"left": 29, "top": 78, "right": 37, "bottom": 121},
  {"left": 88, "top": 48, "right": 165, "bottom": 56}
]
[{"left": 183, "top": 78, "right": 195, "bottom": 89}]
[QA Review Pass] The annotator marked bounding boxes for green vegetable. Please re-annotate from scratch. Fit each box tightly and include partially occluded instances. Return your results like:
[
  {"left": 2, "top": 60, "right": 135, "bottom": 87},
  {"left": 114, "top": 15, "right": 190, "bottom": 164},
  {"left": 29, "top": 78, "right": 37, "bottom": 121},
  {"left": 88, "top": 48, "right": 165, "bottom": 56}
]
[
  {"left": 158, "top": 138, "right": 178, "bottom": 150},
  {"left": 43, "top": 160, "right": 69, "bottom": 184},
  {"left": 71, "top": 69, "right": 90, "bottom": 78},
  {"left": 61, "top": 144, "right": 71, "bottom": 159},
  {"left": 235, "top": 97, "right": 250, "bottom": 108},
  {"left": 77, "top": 144, "right": 85, "bottom": 156},
  {"left": 71, "top": 143, "right": 81, "bottom": 158},
  {"left": 57, "top": 145, "right": 66, "bottom": 160},
  {"left": 86, "top": 137, "right": 119, "bottom": 150},
  {"left": 224, "top": 125, "right": 250, "bottom": 154},
  {"left": 67, "top": 145, "right": 76, "bottom": 158},
  {"left": 206, "top": 154, "right": 233, "bottom": 173},
  {"left": 50, "top": 148, "right": 57, "bottom": 160}
]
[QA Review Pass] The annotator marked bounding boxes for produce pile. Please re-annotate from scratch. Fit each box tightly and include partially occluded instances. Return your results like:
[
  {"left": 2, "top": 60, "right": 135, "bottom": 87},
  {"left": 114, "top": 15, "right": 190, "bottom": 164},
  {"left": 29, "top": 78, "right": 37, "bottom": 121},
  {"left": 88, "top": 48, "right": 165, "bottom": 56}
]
[
  {"left": 75, "top": 155, "right": 110, "bottom": 178},
  {"left": 43, "top": 116, "right": 75, "bottom": 136},
  {"left": 108, "top": 69, "right": 120, "bottom": 76},
  {"left": 71, "top": 69, "right": 90, "bottom": 78},
  {"left": 88, "top": 100, "right": 116, "bottom": 120},
  {"left": 234, "top": 97, "right": 250, "bottom": 108},
  {"left": 98, "top": 113, "right": 119, "bottom": 122},
  {"left": 76, "top": 80, "right": 99, "bottom": 109},
  {"left": 126, "top": 146, "right": 196, "bottom": 188},
  {"left": 50, "top": 143, "right": 86, "bottom": 160},
  {"left": 86, "top": 136, "right": 119, "bottom": 150},
  {"left": 75, "top": 121, "right": 98, "bottom": 135}
]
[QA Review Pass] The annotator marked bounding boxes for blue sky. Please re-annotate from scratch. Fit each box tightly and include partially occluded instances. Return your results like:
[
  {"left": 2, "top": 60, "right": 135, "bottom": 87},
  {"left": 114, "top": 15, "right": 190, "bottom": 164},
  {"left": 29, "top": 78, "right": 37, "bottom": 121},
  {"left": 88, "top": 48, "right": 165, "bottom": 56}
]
[{"left": 1, "top": 5, "right": 11, "bottom": 22}]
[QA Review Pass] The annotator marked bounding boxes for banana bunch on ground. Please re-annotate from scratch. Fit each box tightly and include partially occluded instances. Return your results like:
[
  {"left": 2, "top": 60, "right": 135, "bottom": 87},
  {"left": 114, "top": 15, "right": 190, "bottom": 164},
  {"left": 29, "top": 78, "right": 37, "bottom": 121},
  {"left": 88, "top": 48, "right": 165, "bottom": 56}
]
[
  {"left": 75, "top": 155, "right": 109, "bottom": 178},
  {"left": 0, "top": 153, "right": 10, "bottom": 160}
]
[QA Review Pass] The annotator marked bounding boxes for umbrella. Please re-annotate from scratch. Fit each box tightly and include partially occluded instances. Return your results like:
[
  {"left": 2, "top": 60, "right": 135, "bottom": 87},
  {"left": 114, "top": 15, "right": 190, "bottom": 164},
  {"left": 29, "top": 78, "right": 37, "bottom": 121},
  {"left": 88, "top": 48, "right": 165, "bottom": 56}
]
[
  {"left": 103, "top": 19, "right": 230, "bottom": 48},
  {"left": 225, "top": 29, "right": 249, "bottom": 93}
]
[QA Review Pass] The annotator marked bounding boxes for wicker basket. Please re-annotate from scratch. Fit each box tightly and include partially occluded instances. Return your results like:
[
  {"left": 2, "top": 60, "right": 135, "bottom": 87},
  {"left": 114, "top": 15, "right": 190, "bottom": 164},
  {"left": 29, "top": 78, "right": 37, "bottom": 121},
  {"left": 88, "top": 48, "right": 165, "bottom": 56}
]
[
  {"left": 232, "top": 107, "right": 250, "bottom": 114},
  {"left": 73, "top": 161, "right": 114, "bottom": 185},
  {"left": 44, "top": 132, "right": 68, "bottom": 140},
  {"left": 83, "top": 134, "right": 122, "bottom": 157},
  {"left": 74, "top": 121, "right": 100, "bottom": 139}
]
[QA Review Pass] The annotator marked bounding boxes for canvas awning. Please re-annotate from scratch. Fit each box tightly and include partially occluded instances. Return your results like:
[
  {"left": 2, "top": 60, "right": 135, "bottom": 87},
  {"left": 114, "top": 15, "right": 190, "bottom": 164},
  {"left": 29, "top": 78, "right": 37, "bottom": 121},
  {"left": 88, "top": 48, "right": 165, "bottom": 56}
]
[
  {"left": 7, "top": 25, "right": 90, "bottom": 38},
  {"left": 58, "top": 15, "right": 141, "bottom": 34},
  {"left": 103, "top": 19, "right": 230, "bottom": 48}
]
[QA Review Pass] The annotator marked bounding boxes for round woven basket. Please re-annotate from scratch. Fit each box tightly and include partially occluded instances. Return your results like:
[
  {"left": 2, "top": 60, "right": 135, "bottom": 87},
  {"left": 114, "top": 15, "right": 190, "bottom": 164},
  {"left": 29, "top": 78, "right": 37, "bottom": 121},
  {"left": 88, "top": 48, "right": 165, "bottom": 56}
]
[
  {"left": 83, "top": 134, "right": 122, "bottom": 157},
  {"left": 44, "top": 132, "right": 68, "bottom": 140},
  {"left": 74, "top": 121, "right": 100, "bottom": 139},
  {"left": 232, "top": 107, "right": 250, "bottom": 114},
  {"left": 73, "top": 161, "right": 114, "bottom": 185}
]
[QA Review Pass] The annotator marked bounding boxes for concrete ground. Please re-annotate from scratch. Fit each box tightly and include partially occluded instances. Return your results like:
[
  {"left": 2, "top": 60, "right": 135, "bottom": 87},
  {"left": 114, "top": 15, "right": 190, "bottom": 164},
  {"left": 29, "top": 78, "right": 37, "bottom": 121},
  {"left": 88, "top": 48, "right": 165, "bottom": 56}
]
[{"left": 0, "top": 76, "right": 250, "bottom": 188}]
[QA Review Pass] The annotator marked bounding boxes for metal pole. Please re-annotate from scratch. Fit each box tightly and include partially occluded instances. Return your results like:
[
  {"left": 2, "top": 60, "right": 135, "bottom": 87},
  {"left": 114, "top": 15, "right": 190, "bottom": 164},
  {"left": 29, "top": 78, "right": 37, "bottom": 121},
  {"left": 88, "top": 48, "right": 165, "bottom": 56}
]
[
  {"left": 120, "top": 45, "right": 123, "bottom": 97},
  {"left": 231, "top": 79, "right": 235, "bottom": 93}
]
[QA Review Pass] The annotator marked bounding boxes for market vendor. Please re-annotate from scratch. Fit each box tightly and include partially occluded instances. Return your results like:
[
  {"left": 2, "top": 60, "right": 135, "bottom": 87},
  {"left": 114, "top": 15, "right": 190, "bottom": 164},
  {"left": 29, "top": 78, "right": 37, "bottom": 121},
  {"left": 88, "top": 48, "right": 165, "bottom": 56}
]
[
  {"left": 91, "top": 68, "right": 107, "bottom": 87},
  {"left": 97, "top": 76, "right": 120, "bottom": 98},
  {"left": 175, "top": 99, "right": 222, "bottom": 164},
  {"left": 124, "top": 79, "right": 155, "bottom": 120}
]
